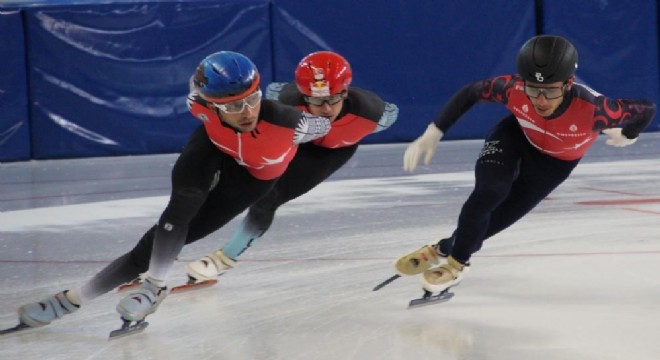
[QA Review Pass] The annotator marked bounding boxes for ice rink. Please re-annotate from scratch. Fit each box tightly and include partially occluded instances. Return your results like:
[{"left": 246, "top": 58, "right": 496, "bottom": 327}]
[{"left": 1, "top": 133, "right": 659, "bottom": 360}]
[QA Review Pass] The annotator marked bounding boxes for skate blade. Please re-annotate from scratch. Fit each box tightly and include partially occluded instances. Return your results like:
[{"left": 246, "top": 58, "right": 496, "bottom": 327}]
[
  {"left": 0, "top": 322, "right": 31, "bottom": 336},
  {"left": 108, "top": 320, "right": 149, "bottom": 339},
  {"left": 372, "top": 274, "right": 401, "bottom": 291},
  {"left": 117, "top": 281, "right": 141, "bottom": 293},
  {"left": 171, "top": 279, "right": 218, "bottom": 293},
  {"left": 408, "top": 289, "right": 454, "bottom": 308}
]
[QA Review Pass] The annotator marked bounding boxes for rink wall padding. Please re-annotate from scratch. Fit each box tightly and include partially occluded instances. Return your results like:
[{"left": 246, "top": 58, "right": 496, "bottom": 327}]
[
  {"left": 23, "top": 0, "right": 272, "bottom": 159},
  {"left": 543, "top": 0, "right": 660, "bottom": 123},
  {"left": 0, "top": 10, "right": 30, "bottom": 161},
  {"left": 0, "top": 0, "right": 658, "bottom": 161},
  {"left": 270, "top": 0, "right": 535, "bottom": 144}
]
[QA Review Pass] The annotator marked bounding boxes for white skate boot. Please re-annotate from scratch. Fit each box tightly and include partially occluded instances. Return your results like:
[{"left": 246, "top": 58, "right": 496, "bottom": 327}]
[
  {"left": 394, "top": 238, "right": 451, "bottom": 276},
  {"left": 186, "top": 250, "right": 236, "bottom": 282},
  {"left": 421, "top": 256, "right": 469, "bottom": 293},
  {"left": 116, "top": 277, "right": 168, "bottom": 322},
  {"left": 18, "top": 290, "right": 80, "bottom": 328}
]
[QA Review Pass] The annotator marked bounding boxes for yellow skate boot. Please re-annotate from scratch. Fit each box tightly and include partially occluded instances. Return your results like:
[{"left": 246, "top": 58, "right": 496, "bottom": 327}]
[
  {"left": 421, "top": 256, "right": 469, "bottom": 293},
  {"left": 394, "top": 238, "right": 451, "bottom": 276}
]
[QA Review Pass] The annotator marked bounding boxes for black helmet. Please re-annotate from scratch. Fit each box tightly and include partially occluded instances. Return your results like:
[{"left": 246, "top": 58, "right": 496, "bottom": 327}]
[{"left": 516, "top": 35, "right": 578, "bottom": 83}]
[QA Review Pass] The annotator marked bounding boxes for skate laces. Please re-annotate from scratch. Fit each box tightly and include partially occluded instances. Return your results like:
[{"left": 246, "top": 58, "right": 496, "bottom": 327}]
[
  {"left": 394, "top": 244, "right": 445, "bottom": 276},
  {"left": 47, "top": 291, "right": 80, "bottom": 317},
  {"left": 432, "top": 238, "right": 452, "bottom": 257},
  {"left": 431, "top": 257, "right": 468, "bottom": 278},
  {"left": 209, "top": 251, "right": 236, "bottom": 272},
  {"left": 135, "top": 279, "right": 168, "bottom": 304},
  {"left": 205, "top": 256, "right": 223, "bottom": 273},
  {"left": 420, "top": 245, "right": 441, "bottom": 264},
  {"left": 422, "top": 256, "right": 470, "bottom": 293}
]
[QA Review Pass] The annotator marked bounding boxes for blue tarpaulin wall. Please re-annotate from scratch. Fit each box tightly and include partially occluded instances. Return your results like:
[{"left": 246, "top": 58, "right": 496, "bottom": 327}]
[
  {"left": 270, "top": 0, "right": 535, "bottom": 144},
  {"left": 0, "top": 10, "right": 30, "bottom": 161},
  {"left": 25, "top": 0, "right": 272, "bottom": 159},
  {"left": 0, "top": 0, "right": 658, "bottom": 161},
  {"left": 543, "top": 0, "right": 660, "bottom": 117}
]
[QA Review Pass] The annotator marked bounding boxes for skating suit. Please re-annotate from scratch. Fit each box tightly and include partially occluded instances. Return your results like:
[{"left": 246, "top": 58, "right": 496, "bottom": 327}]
[
  {"left": 275, "top": 83, "right": 398, "bottom": 148},
  {"left": 188, "top": 93, "right": 332, "bottom": 180},
  {"left": 431, "top": 74, "right": 656, "bottom": 263},
  {"left": 127, "top": 96, "right": 331, "bottom": 271},
  {"left": 433, "top": 74, "right": 656, "bottom": 160},
  {"left": 234, "top": 83, "right": 399, "bottom": 239}
]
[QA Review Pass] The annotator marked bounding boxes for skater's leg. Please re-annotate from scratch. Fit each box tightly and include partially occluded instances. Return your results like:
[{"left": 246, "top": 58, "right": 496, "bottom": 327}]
[
  {"left": 471, "top": 149, "right": 580, "bottom": 253},
  {"left": 223, "top": 143, "right": 358, "bottom": 258},
  {"left": 18, "top": 225, "right": 161, "bottom": 328},
  {"left": 188, "top": 144, "right": 358, "bottom": 280},
  {"left": 448, "top": 115, "right": 528, "bottom": 263}
]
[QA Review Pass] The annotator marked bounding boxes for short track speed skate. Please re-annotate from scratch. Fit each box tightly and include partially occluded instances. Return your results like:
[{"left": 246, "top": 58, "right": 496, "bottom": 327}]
[
  {"left": 2, "top": 290, "right": 80, "bottom": 336},
  {"left": 407, "top": 256, "right": 466, "bottom": 308},
  {"left": 118, "top": 277, "right": 218, "bottom": 293},
  {"left": 171, "top": 277, "right": 218, "bottom": 292},
  {"left": 0, "top": 322, "right": 31, "bottom": 336},
  {"left": 408, "top": 289, "right": 454, "bottom": 308},
  {"left": 108, "top": 319, "right": 149, "bottom": 339},
  {"left": 111, "top": 277, "right": 168, "bottom": 339},
  {"left": 372, "top": 274, "right": 401, "bottom": 291},
  {"left": 376, "top": 238, "right": 453, "bottom": 291}
]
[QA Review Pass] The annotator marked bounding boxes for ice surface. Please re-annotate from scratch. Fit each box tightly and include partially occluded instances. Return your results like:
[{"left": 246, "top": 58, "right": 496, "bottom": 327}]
[{"left": 1, "top": 134, "right": 659, "bottom": 360}]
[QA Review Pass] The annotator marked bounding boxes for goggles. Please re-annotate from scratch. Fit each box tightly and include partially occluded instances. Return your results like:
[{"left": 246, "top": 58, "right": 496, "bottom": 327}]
[
  {"left": 304, "top": 92, "right": 345, "bottom": 106},
  {"left": 524, "top": 83, "right": 566, "bottom": 100},
  {"left": 214, "top": 90, "right": 262, "bottom": 114}
]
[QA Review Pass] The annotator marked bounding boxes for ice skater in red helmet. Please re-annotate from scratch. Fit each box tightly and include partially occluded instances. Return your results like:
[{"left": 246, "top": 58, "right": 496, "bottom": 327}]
[{"left": 185, "top": 50, "right": 399, "bottom": 283}]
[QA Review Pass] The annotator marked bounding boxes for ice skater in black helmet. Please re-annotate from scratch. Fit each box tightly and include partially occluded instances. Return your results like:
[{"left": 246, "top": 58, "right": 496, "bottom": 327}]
[{"left": 387, "top": 35, "right": 656, "bottom": 305}]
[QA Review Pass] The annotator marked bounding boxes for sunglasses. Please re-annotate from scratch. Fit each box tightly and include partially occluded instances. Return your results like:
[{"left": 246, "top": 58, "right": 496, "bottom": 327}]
[
  {"left": 524, "top": 84, "right": 566, "bottom": 100},
  {"left": 213, "top": 90, "right": 262, "bottom": 114},
  {"left": 304, "top": 92, "right": 345, "bottom": 106}
]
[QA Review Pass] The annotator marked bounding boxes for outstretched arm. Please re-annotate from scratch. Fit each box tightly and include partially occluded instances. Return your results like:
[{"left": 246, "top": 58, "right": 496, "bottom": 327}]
[
  {"left": 403, "top": 80, "right": 486, "bottom": 172},
  {"left": 293, "top": 112, "right": 332, "bottom": 144},
  {"left": 596, "top": 98, "right": 656, "bottom": 147},
  {"left": 372, "top": 102, "right": 399, "bottom": 133},
  {"left": 403, "top": 124, "right": 444, "bottom": 171}
]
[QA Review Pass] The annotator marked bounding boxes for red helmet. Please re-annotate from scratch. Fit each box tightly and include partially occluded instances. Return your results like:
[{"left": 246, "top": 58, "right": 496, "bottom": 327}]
[{"left": 295, "top": 51, "right": 352, "bottom": 97}]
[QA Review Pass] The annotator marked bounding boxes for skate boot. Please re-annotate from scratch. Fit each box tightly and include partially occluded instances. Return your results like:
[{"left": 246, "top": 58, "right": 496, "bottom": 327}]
[
  {"left": 421, "top": 256, "right": 469, "bottom": 293},
  {"left": 394, "top": 237, "right": 452, "bottom": 276},
  {"left": 116, "top": 277, "right": 169, "bottom": 322},
  {"left": 186, "top": 250, "right": 236, "bottom": 282},
  {"left": 18, "top": 290, "right": 80, "bottom": 328}
]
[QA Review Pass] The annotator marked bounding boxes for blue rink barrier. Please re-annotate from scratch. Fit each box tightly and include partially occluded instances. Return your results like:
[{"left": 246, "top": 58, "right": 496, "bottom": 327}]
[
  {"left": 0, "top": 10, "right": 30, "bottom": 161},
  {"left": 543, "top": 0, "right": 660, "bottom": 132},
  {"left": 270, "top": 0, "right": 536, "bottom": 144},
  {"left": 23, "top": 0, "right": 271, "bottom": 159},
  {"left": 0, "top": 0, "right": 658, "bottom": 161}
]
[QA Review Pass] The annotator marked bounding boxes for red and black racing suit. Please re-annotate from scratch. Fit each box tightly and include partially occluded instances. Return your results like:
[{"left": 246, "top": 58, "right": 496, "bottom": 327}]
[
  {"left": 81, "top": 94, "right": 331, "bottom": 294},
  {"left": 434, "top": 74, "right": 656, "bottom": 263},
  {"left": 224, "top": 82, "right": 398, "bottom": 258}
]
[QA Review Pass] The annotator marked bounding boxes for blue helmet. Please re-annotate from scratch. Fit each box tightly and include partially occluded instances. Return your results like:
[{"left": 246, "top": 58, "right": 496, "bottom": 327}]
[{"left": 192, "top": 51, "right": 260, "bottom": 102}]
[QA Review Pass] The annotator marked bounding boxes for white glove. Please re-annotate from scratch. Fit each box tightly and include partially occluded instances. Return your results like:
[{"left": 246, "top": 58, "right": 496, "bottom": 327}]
[
  {"left": 403, "top": 124, "right": 444, "bottom": 171},
  {"left": 602, "top": 128, "right": 637, "bottom": 147}
]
